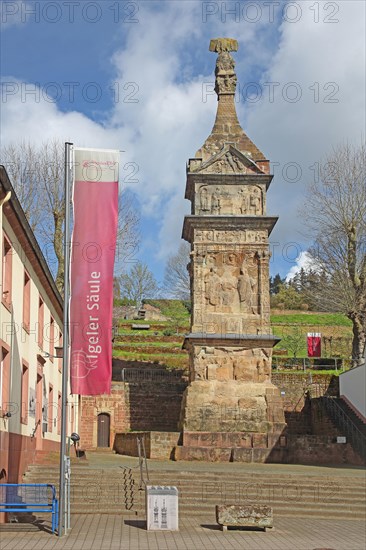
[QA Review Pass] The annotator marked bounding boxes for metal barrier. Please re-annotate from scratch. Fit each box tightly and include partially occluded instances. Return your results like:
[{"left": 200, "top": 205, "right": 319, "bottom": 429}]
[
  {"left": 321, "top": 397, "right": 366, "bottom": 460},
  {"left": 0, "top": 483, "right": 59, "bottom": 533},
  {"left": 121, "top": 368, "right": 187, "bottom": 383},
  {"left": 272, "top": 357, "right": 344, "bottom": 371}
]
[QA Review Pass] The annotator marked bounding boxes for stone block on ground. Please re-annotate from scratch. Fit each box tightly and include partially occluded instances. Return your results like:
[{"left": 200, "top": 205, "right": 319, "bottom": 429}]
[{"left": 216, "top": 504, "right": 274, "bottom": 531}]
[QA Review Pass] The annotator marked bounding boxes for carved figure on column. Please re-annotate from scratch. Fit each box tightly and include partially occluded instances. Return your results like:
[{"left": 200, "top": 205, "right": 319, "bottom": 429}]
[
  {"left": 238, "top": 189, "right": 248, "bottom": 214},
  {"left": 199, "top": 186, "right": 210, "bottom": 212},
  {"left": 222, "top": 272, "right": 238, "bottom": 309},
  {"left": 237, "top": 263, "right": 256, "bottom": 314},
  {"left": 211, "top": 188, "right": 221, "bottom": 214},
  {"left": 249, "top": 187, "right": 261, "bottom": 215},
  {"left": 204, "top": 267, "right": 221, "bottom": 309}
]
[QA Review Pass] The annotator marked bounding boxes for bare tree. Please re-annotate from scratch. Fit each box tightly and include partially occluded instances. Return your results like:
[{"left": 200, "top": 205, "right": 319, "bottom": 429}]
[
  {"left": 115, "top": 189, "right": 140, "bottom": 275},
  {"left": 301, "top": 142, "right": 366, "bottom": 366},
  {"left": 1, "top": 139, "right": 140, "bottom": 292},
  {"left": 119, "top": 261, "right": 160, "bottom": 305},
  {"left": 163, "top": 242, "right": 190, "bottom": 300},
  {"left": 1, "top": 141, "right": 46, "bottom": 232}
]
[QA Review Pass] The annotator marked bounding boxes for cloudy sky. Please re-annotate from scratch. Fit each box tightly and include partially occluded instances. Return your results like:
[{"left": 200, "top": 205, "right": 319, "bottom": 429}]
[{"left": 1, "top": 0, "right": 365, "bottom": 284}]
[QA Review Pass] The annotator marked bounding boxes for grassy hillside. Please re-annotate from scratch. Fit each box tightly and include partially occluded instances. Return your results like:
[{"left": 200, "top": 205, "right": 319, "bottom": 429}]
[
  {"left": 271, "top": 312, "right": 352, "bottom": 327},
  {"left": 112, "top": 305, "right": 352, "bottom": 371}
]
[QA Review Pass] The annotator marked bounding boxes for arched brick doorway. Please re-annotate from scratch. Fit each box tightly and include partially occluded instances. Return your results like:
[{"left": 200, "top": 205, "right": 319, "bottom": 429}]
[{"left": 97, "top": 413, "right": 110, "bottom": 448}]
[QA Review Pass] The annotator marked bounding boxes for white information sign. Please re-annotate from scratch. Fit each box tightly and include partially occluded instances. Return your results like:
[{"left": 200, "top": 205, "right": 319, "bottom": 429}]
[{"left": 146, "top": 486, "right": 179, "bottom": 531}]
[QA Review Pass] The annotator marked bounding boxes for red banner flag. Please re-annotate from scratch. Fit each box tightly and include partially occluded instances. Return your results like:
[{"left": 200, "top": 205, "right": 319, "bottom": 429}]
[
  {"left": 70, "top": 148, "right": 119, "bottom": 395},
  {"left": 307, "top": 332, "right": 321, "bottom": 358}
]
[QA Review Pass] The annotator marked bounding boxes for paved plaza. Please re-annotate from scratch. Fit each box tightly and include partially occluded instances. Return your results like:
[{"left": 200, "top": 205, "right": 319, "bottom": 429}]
[
  {"left": 2, "top": 456, "right": 365, "bottom": 549},
  {"left": 1, "top": 513, "right": 365, "bottom": 550}
]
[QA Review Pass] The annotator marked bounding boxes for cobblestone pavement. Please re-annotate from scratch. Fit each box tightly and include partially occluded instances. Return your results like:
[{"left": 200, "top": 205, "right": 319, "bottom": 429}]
[{"left": 1, "top": 514, "right": 365, "bottom": 550}]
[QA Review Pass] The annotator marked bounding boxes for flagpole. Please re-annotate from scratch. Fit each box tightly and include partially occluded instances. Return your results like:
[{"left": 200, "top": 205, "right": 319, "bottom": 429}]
[{"left": 58, "top": 142, "right": 73, "bottom": 536}]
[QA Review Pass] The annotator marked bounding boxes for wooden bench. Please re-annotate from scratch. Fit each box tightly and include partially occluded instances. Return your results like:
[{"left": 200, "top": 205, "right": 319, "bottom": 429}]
[
  {"left": 0, "top": 483, "right": 59, "bottom": 533},
  {"left": 216, "top": 504, "right": 274, "bottom": 532}
]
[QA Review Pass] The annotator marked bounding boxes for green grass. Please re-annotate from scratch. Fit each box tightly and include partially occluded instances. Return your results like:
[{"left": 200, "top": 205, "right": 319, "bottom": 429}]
[{"left": 270, "top": 312, "right": 352, "bottom": 326}]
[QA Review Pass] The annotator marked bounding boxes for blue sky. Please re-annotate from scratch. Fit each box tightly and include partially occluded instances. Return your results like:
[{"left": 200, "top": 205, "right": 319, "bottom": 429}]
[{"left": 1, "top": 0, "right": 365, "bottom": 286}]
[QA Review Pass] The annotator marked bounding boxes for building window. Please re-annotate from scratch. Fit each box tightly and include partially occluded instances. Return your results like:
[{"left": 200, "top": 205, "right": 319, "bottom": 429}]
[
  {"left": 48, "top": 384, "right": 53, "bottom": 433},
  {"left": 21, "top": 362, "right": 29, "bottom": 424},
  {"left": 38, "top": 297, "right": 44, "bottom": 350},
  {"left": 23, "top": 271, "right": 31, "bottom": 332},
  {"left": 2, "top": 235, "right": 12, "bottom": 307},
  {"left": 0, "top": 346, "right": 10, "bottom": 412}
]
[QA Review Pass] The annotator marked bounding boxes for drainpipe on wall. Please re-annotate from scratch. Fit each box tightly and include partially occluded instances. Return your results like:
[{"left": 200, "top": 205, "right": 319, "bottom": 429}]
[{"left": 0, "top": 191, "right": 11, "bottom": 344}]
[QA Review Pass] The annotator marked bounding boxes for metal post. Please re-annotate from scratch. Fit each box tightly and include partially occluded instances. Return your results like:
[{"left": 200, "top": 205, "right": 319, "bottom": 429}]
[{"left": 58, "top": 142, "right": 73, "bottom": 536}]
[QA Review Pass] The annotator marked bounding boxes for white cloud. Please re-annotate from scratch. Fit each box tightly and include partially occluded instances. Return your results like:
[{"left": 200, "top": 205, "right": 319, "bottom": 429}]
[
  {"left": 286, "top": 251, "right": 318, "bottom": 282},
  {"left": 244, "top": 0, "right": 366, "bottom": 252}
]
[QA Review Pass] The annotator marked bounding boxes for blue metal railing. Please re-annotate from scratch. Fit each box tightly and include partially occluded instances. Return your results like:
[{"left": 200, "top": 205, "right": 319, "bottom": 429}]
[{"left": 0, "top": 483, "right": 59, "bottom": 533}]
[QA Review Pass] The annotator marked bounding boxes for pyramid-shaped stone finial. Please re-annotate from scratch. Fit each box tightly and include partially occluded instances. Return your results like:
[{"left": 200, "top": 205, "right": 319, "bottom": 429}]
[{"left": 193, "top": 38, "right": 267, "bottom": 166}]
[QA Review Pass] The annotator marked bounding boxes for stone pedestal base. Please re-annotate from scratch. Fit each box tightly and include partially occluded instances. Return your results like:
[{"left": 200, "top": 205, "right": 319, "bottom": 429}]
[
  {"left": 179, "top": 380, "right": 285, "bottom": 432},
  {"left": 176, "top": 380, "right": 286, "bottom": 462}
]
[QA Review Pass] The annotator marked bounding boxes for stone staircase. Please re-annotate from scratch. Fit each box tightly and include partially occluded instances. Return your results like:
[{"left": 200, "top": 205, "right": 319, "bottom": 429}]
[
  {"left": 23, "top": 456, "right": 366, "bottom": 521},
  {"left": 320, "top": 396, "right": 366, "bottom": 461},
  {"left": 336, "top": 397, "right": 366, "bottom": 436}
]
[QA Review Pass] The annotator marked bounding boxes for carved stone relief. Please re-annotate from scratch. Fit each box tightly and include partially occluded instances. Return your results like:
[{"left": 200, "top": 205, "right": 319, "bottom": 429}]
[
  {"left": 202, "top": 151, "right": 247, "bottom": 174},
  {"left": 197, "top": 184, "right": 264, "bottom": 216},
  {"left": 191, "top": 345, "right": 272, "bottom": 382},
  {"left": 199, "top": 254, "right": 258, "bottom": 316},
  {"left": 216, "top": 74, "right": 237, "bottom": 95}
]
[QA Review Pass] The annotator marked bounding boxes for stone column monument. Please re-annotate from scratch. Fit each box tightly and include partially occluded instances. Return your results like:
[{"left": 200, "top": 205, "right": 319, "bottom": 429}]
[{"left": 176, "top": 39, "right": 286, "bottom": 462}]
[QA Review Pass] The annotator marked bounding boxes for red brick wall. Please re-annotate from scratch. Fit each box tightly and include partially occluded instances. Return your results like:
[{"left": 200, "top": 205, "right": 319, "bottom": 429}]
[{"left": 79, "top": 381, "right": 187, "bottom": 449}]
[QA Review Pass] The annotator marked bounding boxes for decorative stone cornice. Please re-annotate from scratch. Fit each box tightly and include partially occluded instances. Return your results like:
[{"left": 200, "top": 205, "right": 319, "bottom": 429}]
[
  {"left": 183, "top": 333, "right": 281, "bottom": 350},
  {"left": 182, "top": 215, "right": 278, "bottom": 242},
  {"left": 185, "top": 173, "right": 274, "bottom": 201}
]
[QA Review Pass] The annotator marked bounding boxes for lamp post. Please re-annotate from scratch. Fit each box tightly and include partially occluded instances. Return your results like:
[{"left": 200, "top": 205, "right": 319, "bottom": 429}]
[{"left": 58, "top": 143, "right": 73, "bottom": 536}]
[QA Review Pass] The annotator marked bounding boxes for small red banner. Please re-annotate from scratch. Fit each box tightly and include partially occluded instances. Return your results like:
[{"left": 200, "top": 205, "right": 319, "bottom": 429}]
[{"left": 307, "top": 332, "right": 321, "bottom": 357}]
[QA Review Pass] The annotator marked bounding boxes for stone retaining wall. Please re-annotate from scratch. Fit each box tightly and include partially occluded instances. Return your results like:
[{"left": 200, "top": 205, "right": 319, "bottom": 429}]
[
  {"left": 79, "top": 373, "right": 340, "bottom": 450},
  {"left": 114, "top": 431, "right": 181, "bottom": 460}
]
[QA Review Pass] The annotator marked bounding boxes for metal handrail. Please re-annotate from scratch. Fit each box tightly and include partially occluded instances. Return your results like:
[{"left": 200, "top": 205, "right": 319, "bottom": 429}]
[
  {"left": 321, "top": 396, "right": 366, "bottom": 459},
  {"left": 121, "top": 367, "right": 187, "bottom": 383},
  {"left": 30, "top": 419, "right": 41, "bottom": 439},
  {"left": 136, "top": 435, "right": 149, "bottom": 490}
]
